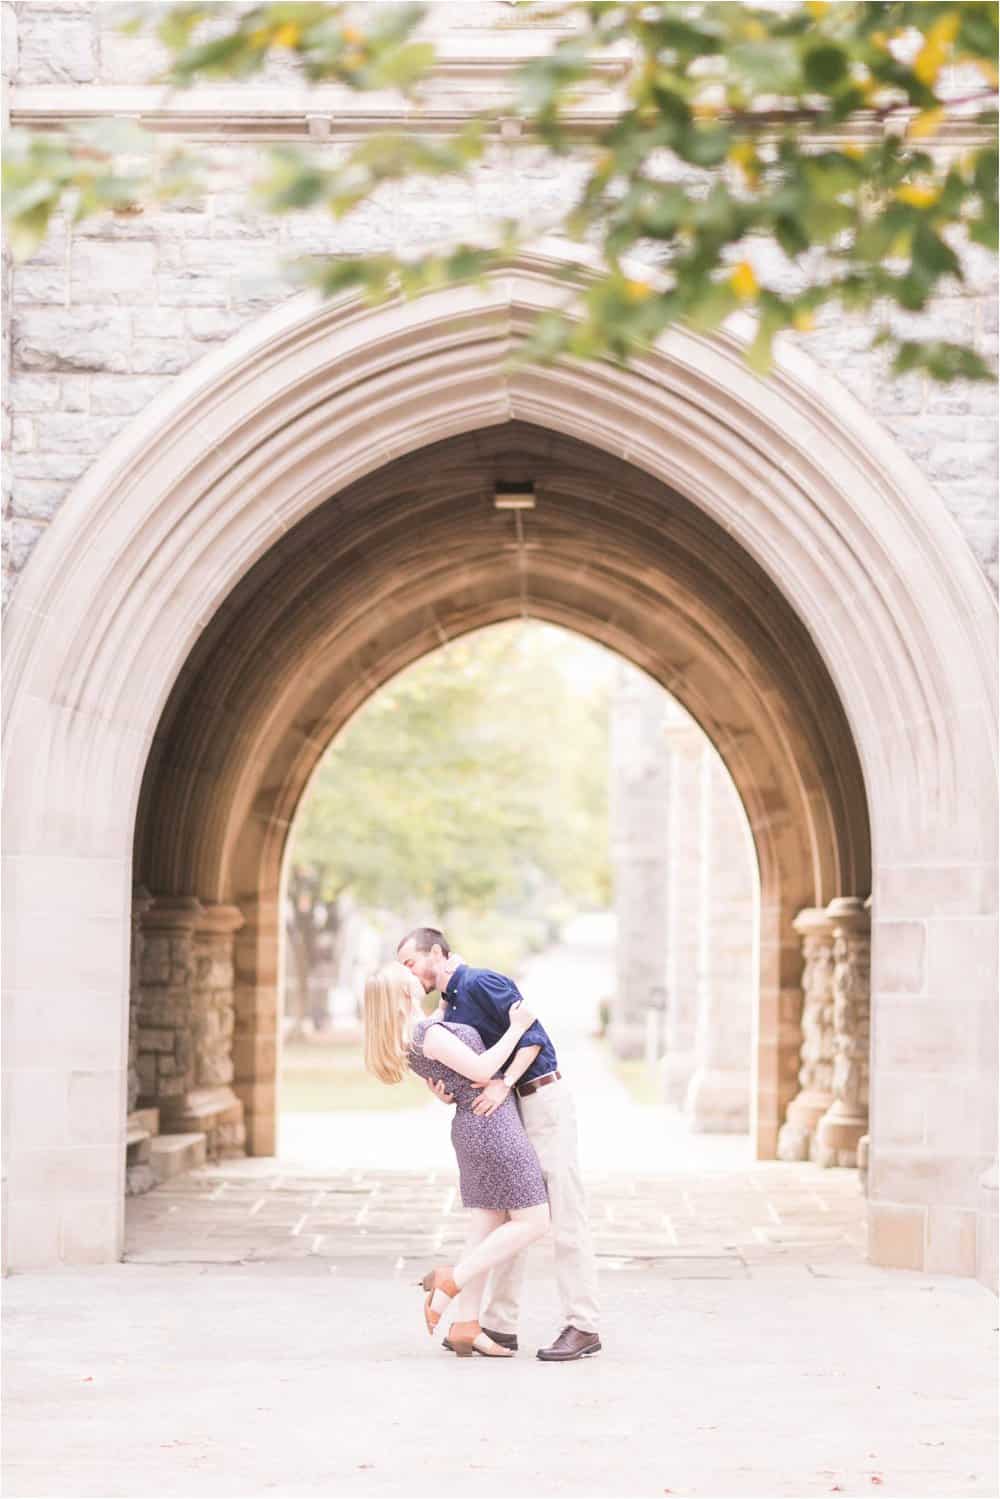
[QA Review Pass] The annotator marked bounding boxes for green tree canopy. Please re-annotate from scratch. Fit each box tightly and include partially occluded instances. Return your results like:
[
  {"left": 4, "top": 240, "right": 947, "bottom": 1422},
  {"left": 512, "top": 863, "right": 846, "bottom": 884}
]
[
  {"left": 290, "top": 621, "right": 612, "bottom": 924},
  {"left": 4, "top": 2, "right": 997, "bottom": 381}
]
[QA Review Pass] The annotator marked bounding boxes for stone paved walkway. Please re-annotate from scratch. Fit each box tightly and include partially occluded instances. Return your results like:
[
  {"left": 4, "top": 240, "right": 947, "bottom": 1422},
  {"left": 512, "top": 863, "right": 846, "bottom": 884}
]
[
  {"left": 5, "top": 1250, "right": 995, "bottom": 1499},
  {"left": 9, "top": 920, "right": 996, "bottom": 1498},
  {"left": 126, "top": 1157, "right": 867, "bottom": 1276}
]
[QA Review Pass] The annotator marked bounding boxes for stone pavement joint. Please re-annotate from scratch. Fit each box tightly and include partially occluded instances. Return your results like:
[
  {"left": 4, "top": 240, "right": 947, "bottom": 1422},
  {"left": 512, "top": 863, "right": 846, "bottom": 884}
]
[{"left": 126, "top": 1159, "right": 867, "bottom": 1278}]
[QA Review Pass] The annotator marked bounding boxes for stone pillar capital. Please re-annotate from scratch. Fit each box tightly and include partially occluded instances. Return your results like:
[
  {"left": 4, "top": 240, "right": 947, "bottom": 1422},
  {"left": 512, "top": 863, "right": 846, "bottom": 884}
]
[
  {"left": 142, "top": 895, "right": 204, "bottom": 934},
  {"left": 792, "top": 906, "right": 835, "bottom": 941},
  {"left": 825, "top": 895, "right": 870, "bottom": 934},
  {"left": 195, "top": 903, "right": 245, "bottom": 939}
]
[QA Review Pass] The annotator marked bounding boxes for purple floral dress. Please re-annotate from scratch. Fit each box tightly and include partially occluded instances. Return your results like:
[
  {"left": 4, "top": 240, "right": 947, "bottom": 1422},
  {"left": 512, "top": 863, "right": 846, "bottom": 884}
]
[{"left": 409, "top": 1018, "right": 547, "bottom": 1211}]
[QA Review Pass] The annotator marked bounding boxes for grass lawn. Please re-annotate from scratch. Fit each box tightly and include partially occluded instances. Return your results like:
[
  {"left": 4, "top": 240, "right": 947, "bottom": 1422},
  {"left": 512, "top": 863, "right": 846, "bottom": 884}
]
[
  {"left": 280, "top": 1036, "right": 427, "bottom": 1112},
  {"left": 608, "top": 1055, "right": 664, "bottom": 1108}
]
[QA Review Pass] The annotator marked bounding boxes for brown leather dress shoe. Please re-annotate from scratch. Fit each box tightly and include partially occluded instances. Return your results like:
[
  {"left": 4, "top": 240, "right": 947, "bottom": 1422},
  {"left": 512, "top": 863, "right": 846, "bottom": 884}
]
[
  {"left": 443, "top": 1327, "right": 518, "bottom": 1353},
  {"left": 536, "top": 1326, "right": 602, "bottom": 1361}
]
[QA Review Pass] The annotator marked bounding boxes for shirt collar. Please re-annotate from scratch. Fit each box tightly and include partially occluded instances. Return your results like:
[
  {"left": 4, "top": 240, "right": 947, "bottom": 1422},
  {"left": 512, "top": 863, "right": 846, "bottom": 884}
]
[{"left": 441, "top": 963, "right": 467, "bottom": 1004}]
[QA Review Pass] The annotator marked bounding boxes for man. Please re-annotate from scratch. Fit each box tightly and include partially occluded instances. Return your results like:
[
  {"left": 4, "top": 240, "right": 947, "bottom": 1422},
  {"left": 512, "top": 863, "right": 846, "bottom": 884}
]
[{"left": 397, "top": 925, "right": 601, "bottom": 1362}]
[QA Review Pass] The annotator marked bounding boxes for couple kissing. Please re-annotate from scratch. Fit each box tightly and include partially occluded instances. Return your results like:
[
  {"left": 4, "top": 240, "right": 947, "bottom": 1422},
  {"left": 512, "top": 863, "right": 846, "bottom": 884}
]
[{"left": 363, "top": 926, "right": 601, "bottom": 1361}]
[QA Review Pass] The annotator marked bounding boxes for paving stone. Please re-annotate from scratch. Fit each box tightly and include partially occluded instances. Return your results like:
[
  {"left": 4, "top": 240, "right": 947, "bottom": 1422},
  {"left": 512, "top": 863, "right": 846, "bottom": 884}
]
[{"left": 125, "top": 1162, "right": 867, "bottom": 1276}]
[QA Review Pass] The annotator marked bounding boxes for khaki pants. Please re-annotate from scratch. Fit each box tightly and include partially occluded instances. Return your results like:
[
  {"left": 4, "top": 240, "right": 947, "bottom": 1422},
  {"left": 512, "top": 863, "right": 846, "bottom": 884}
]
[{"left": 481, "top": 1080, "right": 600, "bottom": 1336}]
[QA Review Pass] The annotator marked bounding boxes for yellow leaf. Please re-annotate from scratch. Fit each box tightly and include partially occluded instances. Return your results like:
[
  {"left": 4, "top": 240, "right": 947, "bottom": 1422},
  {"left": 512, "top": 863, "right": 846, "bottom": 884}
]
[
  {"left": 895, "top": 182, "right": 942, "bottom": 208},
  {"left": 842, "top": 143, "right": 864, "bottom": 160},
  {"left": 248, "top": 27, "right": 270, "bottom": 49},
  {"left": 625, "top": 279, "right": 651, "bottom": 302},
  {"left": 913, "top": 15, "right": 958, "bottom": 86},
  {"left": 806, "top": 0, "right": 830, "bottom": 15},
  {"left": 793, "top": 310, "right": 815, "bottom": 332},
  {"left": 728, "top": 141, "right": 756, "bottom": 169},
  {"left": 907, "top": 107, "right": 945, "bottom": 140},
  {"left": 273, "top": 23, "right": 301, "bottom": 48},
  {"left": 913, "top": 42, "right": 943, "bottom": 85},
  {"left": 927, "top": 11, "right": 960, "bottom": 49},
  {"left": 742, "top": 19, "right": 767, "bottom": 41},
  {"left": 729, "top": 261, "right": 758, "bottom": 300}
]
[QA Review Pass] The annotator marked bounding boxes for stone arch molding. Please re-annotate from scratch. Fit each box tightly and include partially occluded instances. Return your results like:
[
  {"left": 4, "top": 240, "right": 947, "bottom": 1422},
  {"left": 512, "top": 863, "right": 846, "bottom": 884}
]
[{"left": 2, "top": 244, "right": 996, "bottom": 1277}]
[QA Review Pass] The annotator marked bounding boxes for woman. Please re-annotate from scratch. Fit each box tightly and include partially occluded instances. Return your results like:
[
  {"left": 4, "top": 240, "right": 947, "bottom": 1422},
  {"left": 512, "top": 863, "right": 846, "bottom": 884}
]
[{"left": 363, "top": 960, "right": 550, "bottom": 1358}]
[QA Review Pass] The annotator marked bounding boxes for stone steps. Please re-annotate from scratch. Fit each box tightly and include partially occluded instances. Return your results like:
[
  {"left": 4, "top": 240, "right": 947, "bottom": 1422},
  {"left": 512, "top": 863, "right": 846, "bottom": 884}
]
[
  {"left": 149, "top": 1132, "right": 207, "bottom": 1184},
  {"left": 162, "top": 1086, "right": 245, "bottom": 1160}
]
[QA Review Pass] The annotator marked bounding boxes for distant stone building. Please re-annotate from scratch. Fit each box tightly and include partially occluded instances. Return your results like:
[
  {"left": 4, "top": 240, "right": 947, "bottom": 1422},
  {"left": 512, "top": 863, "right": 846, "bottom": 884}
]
[
  {"left": 2, "top": 2, "right": 996, "bottom": 1287},
  {"left": 610, "top": 667, "right": 756, "bottom": 1134}
]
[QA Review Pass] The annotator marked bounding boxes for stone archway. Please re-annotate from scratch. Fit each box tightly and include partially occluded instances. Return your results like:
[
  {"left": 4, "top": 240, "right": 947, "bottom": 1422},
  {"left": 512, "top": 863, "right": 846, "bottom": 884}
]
[
  {"left": 3, "top": 250, "right": 996, "bottom": 1278},
  {"left": 133, "top": 419, "right": 868, "bottom": 1165}
]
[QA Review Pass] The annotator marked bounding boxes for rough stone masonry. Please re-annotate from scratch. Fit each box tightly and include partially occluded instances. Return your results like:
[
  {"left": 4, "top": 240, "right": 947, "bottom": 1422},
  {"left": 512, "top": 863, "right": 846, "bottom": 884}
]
[{"left": 2, "top": 0, "right": 998, "bottom": 605}]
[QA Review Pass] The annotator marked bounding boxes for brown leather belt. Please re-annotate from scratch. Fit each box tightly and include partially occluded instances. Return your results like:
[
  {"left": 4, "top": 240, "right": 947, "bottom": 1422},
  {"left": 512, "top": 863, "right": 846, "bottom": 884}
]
[{"left": 517, "top": 1070, "right": 561, "bottom": 1098}]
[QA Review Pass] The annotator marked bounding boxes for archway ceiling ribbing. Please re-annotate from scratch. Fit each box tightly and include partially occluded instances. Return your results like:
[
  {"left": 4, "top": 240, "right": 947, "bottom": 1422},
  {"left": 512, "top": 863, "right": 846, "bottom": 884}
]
[{"left": 135, "top": 423, "right": 870, "bottom": 912}]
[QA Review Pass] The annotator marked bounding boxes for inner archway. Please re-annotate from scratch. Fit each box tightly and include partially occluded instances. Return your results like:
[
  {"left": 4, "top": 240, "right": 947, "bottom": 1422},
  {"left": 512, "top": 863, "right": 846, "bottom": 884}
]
[
  {"left": 273, "top": 619, "right": 761, "bottom": 1173},
  {"left": 132, "top": 417, "right": 868, "bottom": 1169},
  {"left": 4, "top": 256, "right": 994, "bottom": 1277}
]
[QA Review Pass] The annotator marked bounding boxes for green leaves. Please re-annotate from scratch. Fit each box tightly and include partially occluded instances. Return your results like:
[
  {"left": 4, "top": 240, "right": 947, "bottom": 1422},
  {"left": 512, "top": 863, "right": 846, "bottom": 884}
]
[{"left": 3, "top": 1, "right": 997, "bottom": 385}]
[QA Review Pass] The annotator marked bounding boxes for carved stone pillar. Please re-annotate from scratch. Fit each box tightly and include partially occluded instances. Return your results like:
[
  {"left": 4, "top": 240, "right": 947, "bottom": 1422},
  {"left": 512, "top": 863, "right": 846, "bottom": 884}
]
[
  {"left": 128, "top": 885, "right": 153, "bottom": 1115},
  {"left": 661, "top": 709, "right": 703, "bottom": 1106},
  {"left": 137, "top": 896, "right": 203, "bottom": 1110},
  {"left": 184, "top": 904, "right": 247, "bottom": 1159},
  {"left": 684, "top": 746, "right": 755, "bottom": 1133},
  {"left": 813, "top": 896, "right": 871, "bottom": 1168},
  {"left": 193, "top": 905, "right": 244, "bottom": 1089},
  {"left": 609, "top": 664, "right": 670, "bottom": 1060},
  {"left": 777, "top": 907, "right": 836, "bottom": 1161}
]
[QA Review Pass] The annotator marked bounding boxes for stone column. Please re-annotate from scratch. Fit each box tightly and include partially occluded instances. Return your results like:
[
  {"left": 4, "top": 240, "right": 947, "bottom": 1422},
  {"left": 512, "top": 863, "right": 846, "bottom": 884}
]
[
  {"left": 609, "top": 663, "right": 670, "bottom": 1060},
  {"left": 661, "top": 707, "right": 703, "bottom": 1106},
  {"left": 776, "top": 907, "right": 836, "bottom": 1161},
  {"left": 193, "top": 905, "right": 244, "bottom": 1088},
  {"left": 684, "top": 747, "right": 756, "bottom": 1132},
  {"left": 128, "top": 885, "right": 153, "bottom": 1116},
  {"left": 188, "top": 904, "right": 246, "bottom": 1158},
  {"left": 136, "top": 896, "right": 203, "bottom": 1112},
  {"left": 813, "top": 896, "right": 871, "bottom": 1168},
  {"left": 233, "top": 893, "right": 281, "bottom": 1156}
]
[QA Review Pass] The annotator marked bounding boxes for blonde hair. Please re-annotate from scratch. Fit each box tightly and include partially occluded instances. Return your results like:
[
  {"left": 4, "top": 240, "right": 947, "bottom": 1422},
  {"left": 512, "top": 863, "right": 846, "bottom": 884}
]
[{"left": 363, "top": 961, "right": 419, "bottom": 1085}]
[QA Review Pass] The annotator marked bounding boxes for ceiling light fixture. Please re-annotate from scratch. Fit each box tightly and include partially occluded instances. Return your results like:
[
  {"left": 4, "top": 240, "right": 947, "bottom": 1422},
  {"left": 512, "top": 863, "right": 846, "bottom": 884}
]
[{"left": 493, "top": 481, "right": 536, "bottom": 510}]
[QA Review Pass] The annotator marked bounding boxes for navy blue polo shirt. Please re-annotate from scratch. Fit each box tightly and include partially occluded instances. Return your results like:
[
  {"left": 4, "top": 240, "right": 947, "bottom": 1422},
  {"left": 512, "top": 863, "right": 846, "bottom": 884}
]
[{"left": 441, "top": 964, "right": 558, "bottom": 1085}]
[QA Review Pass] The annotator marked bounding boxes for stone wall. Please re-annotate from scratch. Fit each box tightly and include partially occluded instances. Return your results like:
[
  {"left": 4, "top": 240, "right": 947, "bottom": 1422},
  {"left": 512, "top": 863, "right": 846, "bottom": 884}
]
[{"left": 3, "top": 0, "right": 998, "bottom": 603}]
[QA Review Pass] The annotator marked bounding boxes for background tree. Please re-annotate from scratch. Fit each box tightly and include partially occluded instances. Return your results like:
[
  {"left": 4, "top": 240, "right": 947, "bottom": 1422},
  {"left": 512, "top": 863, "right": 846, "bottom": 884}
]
[
  {"left": 285, "top": 621, "right": 613, "bottom": 989},
  {"left": 4, "top": 1, "right": 997, "bottom": 381}
]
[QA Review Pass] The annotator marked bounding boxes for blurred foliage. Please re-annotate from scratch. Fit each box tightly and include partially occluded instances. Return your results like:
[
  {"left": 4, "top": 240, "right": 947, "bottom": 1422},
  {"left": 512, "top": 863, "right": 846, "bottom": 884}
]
[
  {"left": 288, "top": 622, "right": 613, "bottom": 953},
  {"left": 3, "top": 1, "right": 997, "bottom": 379}
]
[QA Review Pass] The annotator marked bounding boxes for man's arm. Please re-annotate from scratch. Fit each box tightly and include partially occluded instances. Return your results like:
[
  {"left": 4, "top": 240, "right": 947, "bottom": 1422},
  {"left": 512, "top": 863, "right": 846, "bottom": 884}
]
[{"left": 470, "top": 1041, "right": 541, "bottom": 1117}]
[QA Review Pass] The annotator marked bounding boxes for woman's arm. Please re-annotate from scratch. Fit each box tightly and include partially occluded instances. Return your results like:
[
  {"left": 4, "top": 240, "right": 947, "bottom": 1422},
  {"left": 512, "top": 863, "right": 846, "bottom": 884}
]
[{"left": 423, "top": 1005, "right": 536, "bottom": 1082}]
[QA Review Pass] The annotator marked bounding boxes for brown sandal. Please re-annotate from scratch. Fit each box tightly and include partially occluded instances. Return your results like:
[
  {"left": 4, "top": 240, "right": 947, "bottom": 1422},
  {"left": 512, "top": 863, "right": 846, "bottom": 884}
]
[
  {"left": 419, "top": 1266, "right": 458, "bottom": 1335},
  {"left": 447, "top": 1320, "right": 514, "bottom": 1358}
]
